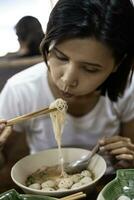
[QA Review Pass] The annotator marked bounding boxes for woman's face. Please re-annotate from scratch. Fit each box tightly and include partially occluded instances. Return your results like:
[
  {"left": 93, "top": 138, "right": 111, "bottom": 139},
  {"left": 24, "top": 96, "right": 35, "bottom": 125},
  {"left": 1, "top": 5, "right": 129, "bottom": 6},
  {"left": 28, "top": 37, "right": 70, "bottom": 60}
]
[{"left": 47, "top": 37, "right": 115, "bottom": 102}]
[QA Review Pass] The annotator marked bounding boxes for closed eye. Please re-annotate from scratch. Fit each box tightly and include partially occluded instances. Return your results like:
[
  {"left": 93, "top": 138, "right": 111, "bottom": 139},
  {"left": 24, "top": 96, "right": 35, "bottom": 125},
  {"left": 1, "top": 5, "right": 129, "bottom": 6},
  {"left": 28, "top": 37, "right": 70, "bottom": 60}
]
[
  {"left": 53, "top": 48, "right": 68, "bottom": 62},
  {"left": 83, "top": 66, "right": 100, "bottom": 73}
]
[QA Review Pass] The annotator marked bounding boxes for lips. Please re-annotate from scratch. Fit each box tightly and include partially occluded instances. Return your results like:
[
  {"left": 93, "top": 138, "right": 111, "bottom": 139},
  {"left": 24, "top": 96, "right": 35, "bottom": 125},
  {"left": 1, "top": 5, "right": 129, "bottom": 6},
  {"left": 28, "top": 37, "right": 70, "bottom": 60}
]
[{"left": 61, "top": 91, "right": 74, "bottom": 98}]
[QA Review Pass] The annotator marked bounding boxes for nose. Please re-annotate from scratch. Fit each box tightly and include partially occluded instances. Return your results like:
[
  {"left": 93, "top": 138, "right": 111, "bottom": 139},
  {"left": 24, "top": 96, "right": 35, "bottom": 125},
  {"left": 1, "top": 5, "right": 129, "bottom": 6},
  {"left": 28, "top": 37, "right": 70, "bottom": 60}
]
[{"left": 61, "top": 63, "right": 78, "bottom": 90}]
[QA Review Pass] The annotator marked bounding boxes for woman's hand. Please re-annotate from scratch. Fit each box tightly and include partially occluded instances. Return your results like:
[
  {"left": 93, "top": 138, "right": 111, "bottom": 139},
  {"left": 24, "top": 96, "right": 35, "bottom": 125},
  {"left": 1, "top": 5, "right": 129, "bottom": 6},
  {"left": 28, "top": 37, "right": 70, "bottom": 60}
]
[
  {"left": 0, "top": 119, "right": 12, "bottom": 150},
  {"left": 99, "top": 136, "right": 134, "bottom": 168}
]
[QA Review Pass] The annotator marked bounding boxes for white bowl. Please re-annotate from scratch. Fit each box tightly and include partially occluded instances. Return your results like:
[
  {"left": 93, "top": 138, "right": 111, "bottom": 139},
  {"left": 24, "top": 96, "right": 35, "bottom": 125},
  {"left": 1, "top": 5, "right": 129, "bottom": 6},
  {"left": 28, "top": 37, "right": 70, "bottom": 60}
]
[{"left": 11, "top": 148, "right": 106, "bottom": 197}]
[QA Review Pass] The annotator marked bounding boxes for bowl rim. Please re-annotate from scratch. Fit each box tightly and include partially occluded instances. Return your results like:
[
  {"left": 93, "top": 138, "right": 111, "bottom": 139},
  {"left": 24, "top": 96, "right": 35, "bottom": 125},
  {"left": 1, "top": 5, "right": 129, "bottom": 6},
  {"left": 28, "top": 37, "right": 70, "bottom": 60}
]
[
  {"left": 11, "top": 147, "right": 106, "bottom": 194},
  {"left": 20, "top": 194, "right": 58, "bottom": 200}
]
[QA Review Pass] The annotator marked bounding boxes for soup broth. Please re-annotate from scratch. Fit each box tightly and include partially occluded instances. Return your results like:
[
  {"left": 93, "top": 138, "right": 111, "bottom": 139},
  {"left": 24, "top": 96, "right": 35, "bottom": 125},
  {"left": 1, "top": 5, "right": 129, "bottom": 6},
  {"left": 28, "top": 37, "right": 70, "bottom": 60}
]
[{"left": 26, "top": 165, "right": 94, "bottom": 191}]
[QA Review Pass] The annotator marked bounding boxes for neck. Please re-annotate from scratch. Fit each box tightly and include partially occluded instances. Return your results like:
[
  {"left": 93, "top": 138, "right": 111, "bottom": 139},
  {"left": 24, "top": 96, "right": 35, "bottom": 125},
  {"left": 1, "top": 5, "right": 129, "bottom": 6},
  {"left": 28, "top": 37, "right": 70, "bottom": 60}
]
[{"left": 18, "top": 42, "right": 29, "bottom": 55}]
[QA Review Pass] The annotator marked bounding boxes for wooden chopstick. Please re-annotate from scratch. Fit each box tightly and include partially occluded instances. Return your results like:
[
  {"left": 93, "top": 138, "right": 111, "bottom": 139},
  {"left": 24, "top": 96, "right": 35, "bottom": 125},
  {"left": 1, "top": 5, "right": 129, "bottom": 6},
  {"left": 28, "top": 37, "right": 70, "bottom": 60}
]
[
  {"left": 60, "top": 192, "right": 86, "bottom": 200},
  {"left": 6, "top": 107, "right": 57, "bottom": 126},
  {"left": 0, "top": 106, "right": 57, "bottom": 145}
]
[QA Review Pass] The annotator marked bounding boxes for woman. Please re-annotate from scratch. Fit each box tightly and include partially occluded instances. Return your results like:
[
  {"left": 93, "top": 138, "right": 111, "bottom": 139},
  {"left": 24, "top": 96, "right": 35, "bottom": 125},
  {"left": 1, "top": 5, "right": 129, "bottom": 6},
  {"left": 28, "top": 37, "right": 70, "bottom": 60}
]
[{"left": 0, "top": 0, "right": 134, "bottom": 174}]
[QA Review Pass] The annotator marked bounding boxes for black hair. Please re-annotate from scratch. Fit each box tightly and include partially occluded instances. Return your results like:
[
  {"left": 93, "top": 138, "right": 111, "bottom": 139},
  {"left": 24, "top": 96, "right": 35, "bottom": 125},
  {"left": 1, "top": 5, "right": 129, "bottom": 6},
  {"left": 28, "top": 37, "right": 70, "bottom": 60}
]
[
  {"left": 15, "top": 16, "right": 44, "bottom": 56},
  {"left": 40, "top": 0, "right": 134, "bottom": 101}
]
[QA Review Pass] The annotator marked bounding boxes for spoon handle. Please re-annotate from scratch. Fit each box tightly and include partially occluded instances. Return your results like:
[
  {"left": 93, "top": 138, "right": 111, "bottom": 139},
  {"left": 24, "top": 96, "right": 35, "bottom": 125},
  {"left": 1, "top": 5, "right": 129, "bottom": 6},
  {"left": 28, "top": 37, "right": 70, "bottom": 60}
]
[{"left": 87, "top": 143, "right": 100, "bottom": 163}]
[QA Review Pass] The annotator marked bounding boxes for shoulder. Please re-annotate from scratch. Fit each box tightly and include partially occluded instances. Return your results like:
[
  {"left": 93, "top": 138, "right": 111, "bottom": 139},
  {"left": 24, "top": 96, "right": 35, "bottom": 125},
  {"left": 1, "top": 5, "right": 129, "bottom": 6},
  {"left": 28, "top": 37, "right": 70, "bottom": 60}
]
[
  {"left": 112, "top": 74, "right": 134, "bottom": 122},
  {"left": 119, "top": 74, "right": 134, "bottom": 102},
  {"left": 7, "top": 62, "right": 47, "bottom": 87},
  {"left": 0, "top": 62, "right": 50, "bottom": 117}
]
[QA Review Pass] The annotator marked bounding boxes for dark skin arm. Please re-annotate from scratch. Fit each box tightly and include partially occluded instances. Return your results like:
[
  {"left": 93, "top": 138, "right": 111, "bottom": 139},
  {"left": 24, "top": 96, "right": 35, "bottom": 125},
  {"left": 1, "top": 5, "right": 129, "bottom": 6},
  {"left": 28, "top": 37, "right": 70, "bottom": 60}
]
[{"left": 99, "top": 119, "right": 134, "bottom": 168}]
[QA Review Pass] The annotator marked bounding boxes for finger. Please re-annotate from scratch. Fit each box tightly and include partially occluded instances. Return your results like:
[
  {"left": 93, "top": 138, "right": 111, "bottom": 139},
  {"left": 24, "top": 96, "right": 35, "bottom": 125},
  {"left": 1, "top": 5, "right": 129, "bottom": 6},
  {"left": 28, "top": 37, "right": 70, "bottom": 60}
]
[
  {"left": 0, "top": 119, "right": 7, "bottom": 131},
  {"left": 115, "top": 154, "right": 134, "bottom": 160},
  {"left": 99, "top": 138, "right": 133, "bottom": 152},
  {"left": 99, "top": 136, "right": 131, "bottom": 145},
  {"left": 99, "top": 136, "right": 121, "bottom": 145},
  {"left": 0, "top": 120, "right": 6, "bottom": 128},
  {"left": 100, "top": 141, "right": 129, "bottom": 151},
  {"left": 0, "top": 126, "right": 12, "bottom": 143},
  {"left": 0, "top": 124, "right": 6, "bottom": 131},
  {"left": 129, "top": 143, "right": 134, "bottom": 151},
  {"left": 0, "top": 119, "right": 7, "bottom": 123},
  {"left": 110, "top": 146, "right": 133, "bottom": 155},
  {"left": 110, "top": 143, "right": 134, "bottom": 153}
]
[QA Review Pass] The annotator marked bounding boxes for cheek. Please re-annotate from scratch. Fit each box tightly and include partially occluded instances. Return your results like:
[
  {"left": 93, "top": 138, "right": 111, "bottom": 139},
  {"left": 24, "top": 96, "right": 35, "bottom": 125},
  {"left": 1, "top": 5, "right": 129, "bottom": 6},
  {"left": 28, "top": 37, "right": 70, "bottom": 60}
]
[
  {"left": 48, "top": 58, "right": 62, "bottom": 81},
  {"left": 51, "top": 68, "right": 60, "bottom": 82},
  {"left": 79, "top": 72, "right": 112, "bottom": 94},
  {"left": 79, "top": 78, "right": 100, "bottom": 93}
]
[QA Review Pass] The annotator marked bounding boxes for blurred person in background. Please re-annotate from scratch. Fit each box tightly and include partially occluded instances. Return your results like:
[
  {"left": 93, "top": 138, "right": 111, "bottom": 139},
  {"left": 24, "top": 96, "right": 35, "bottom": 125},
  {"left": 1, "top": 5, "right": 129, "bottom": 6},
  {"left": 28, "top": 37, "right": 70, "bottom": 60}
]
[
  {"left": 0, "top": 16, "right": 45, "bottom": 60},
  {"left": 0, "top": 16, "right": 45, "bottom": 169}
]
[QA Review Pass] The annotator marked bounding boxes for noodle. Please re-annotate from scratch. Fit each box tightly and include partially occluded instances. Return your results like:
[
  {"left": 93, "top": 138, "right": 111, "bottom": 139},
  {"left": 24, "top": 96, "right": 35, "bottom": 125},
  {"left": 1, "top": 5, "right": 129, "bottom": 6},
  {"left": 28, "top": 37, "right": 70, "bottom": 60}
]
[
  {"left": 49, "top": 98, "right": 68, "bottom": 176},
  {"left": 26, "top": 99, "right": 94, "bottom": 190},
  {"left": 26, "top": 168, "right": 94, "bottom": 190}
]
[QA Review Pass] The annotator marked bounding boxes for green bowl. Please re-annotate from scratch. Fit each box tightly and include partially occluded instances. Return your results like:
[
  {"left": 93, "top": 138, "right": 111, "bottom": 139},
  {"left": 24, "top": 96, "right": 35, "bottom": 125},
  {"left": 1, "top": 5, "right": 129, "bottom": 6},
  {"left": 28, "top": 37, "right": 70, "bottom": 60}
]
[
  {"left": 97, "top": 169, "right": 134, "bottom": 200},
  {"left": 20, "top": 194, "right": 57, "bottom": 200},
  {"left": 0, "top": 189, "right": 57, "bottom": 200}
]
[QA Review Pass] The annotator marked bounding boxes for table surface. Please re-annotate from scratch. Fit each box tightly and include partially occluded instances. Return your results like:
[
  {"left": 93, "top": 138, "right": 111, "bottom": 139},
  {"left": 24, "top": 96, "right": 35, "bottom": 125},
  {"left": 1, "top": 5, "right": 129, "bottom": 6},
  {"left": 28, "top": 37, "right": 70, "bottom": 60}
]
[{"left": 0, "top": 173, "right": 116, "bottom": 200}]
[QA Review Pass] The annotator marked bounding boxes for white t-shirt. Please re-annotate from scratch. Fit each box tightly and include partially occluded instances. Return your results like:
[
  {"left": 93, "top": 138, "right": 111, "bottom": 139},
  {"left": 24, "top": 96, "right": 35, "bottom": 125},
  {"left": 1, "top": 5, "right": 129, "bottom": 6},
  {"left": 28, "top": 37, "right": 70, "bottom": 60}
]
[{"left": 0, "top": 62, "right": 134, "bottom": 173}]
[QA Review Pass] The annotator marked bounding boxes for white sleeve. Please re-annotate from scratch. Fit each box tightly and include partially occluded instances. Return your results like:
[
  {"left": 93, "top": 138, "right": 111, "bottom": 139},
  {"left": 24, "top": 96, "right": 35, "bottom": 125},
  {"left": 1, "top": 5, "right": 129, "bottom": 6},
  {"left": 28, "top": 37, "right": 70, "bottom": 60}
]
[
  {"left": 116, "top": 76, "right": 134, "bottom": 122},
  {"left": 0, "top": 80, "right": 25, "bottom": 132}
]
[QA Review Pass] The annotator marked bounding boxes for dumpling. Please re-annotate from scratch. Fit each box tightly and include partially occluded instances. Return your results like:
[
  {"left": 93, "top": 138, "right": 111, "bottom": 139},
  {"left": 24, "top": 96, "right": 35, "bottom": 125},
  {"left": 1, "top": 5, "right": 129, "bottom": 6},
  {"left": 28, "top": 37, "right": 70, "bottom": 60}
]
[
  {"left": 80, "top": 176, "right": 93, "bottom": 185},
  {"left": 28, "top": 183, "right": 41, "bottom": 190},
  {"left": 58, "top": 178, "right": 73, "bottom": 189},
  {"left": 81, "top": 170, "right": 92, "bottom": 177},
  {"left": 41, "top": 180, "right": 56, "bottom": 188},
  {"left": 117, "top": 195, "right": 131, "bottom": 200},
  {"left": 70, "top": 173, "right": 82, "bottom": 183},
  {"left": 71, "top": 182, "right": 83, "bottom": 189}
]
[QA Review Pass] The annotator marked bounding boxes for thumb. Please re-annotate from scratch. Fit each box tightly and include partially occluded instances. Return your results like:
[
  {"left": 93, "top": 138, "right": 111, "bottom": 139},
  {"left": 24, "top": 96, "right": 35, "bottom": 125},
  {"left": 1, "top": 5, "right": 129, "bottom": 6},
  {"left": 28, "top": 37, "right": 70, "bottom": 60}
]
[{"left": 0, "top": 126, "right": 12, "bottom": 146}]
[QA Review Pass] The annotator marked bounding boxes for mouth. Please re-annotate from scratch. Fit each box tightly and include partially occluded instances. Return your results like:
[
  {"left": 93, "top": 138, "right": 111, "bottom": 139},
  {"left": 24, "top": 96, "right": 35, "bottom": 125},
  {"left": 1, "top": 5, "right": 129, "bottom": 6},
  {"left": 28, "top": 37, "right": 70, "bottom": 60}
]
[{"left": 60, "top": 90, "right": 75, "bottom": 98}]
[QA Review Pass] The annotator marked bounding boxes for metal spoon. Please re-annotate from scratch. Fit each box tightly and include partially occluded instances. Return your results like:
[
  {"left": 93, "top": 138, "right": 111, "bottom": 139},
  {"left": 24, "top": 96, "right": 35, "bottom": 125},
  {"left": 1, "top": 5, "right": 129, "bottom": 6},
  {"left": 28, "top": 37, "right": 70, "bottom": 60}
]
[{"left": 64, "top": 143, "right": 100, "bottom": 174}]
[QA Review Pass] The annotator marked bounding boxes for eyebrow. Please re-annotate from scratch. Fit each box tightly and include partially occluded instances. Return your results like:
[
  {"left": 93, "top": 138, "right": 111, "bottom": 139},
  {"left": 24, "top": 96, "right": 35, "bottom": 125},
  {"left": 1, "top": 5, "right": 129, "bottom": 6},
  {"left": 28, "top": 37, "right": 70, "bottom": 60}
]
[
  {"left": 53, "top": 47, "right": 68, "bottom": 58},
  {"left": 54, "top": 47, "right": 103, "bottom": 68}
]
